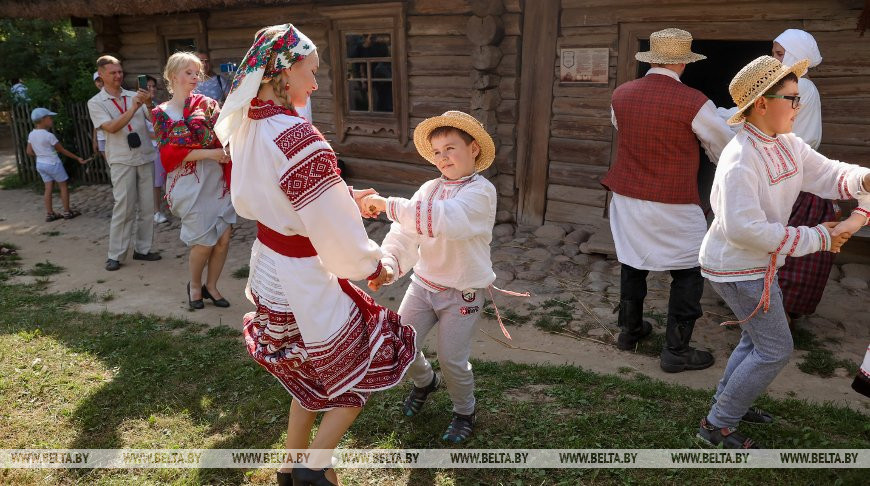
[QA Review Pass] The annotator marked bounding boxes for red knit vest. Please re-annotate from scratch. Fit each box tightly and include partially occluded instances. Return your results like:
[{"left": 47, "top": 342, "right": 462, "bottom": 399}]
[{"left": 602, "top": 73, "right": 709, "bottom": 205}]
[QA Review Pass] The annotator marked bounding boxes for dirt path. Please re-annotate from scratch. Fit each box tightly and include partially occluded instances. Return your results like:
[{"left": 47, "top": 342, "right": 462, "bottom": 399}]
[{"left": 1, "top": 149, "right": 868, "bottom": 414}]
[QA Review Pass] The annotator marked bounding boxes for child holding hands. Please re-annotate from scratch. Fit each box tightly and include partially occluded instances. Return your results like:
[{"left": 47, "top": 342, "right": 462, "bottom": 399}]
[
  {"left": 365, "top": 111, "right": 497, "bottom": 444},
  {"left": 26, "top": 107, "right": 87, "bottom": 221},
  {"left": 696, "top": 56, "right": 870, "bottom": 449}
]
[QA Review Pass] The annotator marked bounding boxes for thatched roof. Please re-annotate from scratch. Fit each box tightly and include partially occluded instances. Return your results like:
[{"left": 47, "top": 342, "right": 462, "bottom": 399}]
[{"left": 0, "top": 0, "right": 309, "bottom": 20}]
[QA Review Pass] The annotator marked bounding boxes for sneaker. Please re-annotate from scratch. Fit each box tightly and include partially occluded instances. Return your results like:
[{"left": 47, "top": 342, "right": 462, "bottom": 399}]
[
  {"left": 402, "top": 372, "right": 441, "bottom": 417},
  {"left": 153, "top": 212, "right": 168, "bottom": 224},
  {"left": 105, "top": 259, "right": 121, "bottom": 271},
  {"left": 132, "top": 251, "right": 162, "bottom": 261},
  {"left": 696, "top": 418, "right": 759, "bottom": 449},
  {"left": 442, "top": 412, "right": 475, "bottom": 444},
  {"left": 710, "top": 398, "right": 774, "bottom": 424}
]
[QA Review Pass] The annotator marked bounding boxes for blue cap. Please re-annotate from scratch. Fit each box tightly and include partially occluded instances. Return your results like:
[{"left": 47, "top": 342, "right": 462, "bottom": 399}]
[{"left": 31, "top": 107, "right": 57, "bottom": 123}]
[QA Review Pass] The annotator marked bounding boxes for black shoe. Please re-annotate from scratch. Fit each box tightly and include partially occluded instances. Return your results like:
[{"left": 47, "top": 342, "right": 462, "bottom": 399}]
[
  {"left": 188, "top": 282, "right": 204, "bottom": 310},
  {"left": 710, "top": 398, "right": 774, "bottom": 424},
  {"left": 291, "top": 466, "right": 336, "bottom": 486},
  {"left": 201, "top": 285, "right": 230, "bottom": 307},
  {"left": 133, "top": 251, "right": 162, "bottom": 261},
  {"left": 276, "top": 470, "right": 293, "bottom": 486},
  {"left": 403, "top": 372, "right": 441, "bottom": 417},
  {"left": 105, "top": 259, "right": 121, "bottom": 271},
  {"left": 442, "top": 411, "right": 475, "bottom": 444},
  {"left": 660, "top": 318, "right": 714, "bottom": 373},
  {"left": 696, "top": 418, "right": 759, "bottom": 449},
  {"left": 615, "top": 299, "right": 654, "bottom": 350}
]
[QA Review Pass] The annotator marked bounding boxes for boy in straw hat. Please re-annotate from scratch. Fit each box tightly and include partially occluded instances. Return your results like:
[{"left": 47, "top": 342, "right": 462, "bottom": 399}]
[
  {"left": 696, "top": 55, "right": 870, "bottom": 449},
  {"left": 601, "top": 28, "right": 734, "bottom": 373},
  {"left": 364, "top": 111, "right": 499, "bottom": 443}
]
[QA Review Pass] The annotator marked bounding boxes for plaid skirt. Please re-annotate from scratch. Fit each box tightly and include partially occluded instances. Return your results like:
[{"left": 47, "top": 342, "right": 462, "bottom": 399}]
[{"left": 777, "top": 192, "right": 836, "bottom": 316}]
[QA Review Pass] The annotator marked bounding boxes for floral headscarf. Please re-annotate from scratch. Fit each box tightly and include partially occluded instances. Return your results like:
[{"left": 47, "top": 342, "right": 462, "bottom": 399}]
[{"left": 214, "top": 23, "right": 316, "bottom": 145}]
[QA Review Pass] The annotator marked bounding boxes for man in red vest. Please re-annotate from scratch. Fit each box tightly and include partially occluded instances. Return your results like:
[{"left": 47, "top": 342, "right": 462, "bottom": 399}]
[{"left": 601, "top": 28, "right": 733, "bottom": 373}]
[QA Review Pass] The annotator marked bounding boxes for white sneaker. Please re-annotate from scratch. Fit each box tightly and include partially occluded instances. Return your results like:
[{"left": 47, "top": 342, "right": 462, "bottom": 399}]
[{"left": 153, "top": 212, "right": 168, "bottom": 224}]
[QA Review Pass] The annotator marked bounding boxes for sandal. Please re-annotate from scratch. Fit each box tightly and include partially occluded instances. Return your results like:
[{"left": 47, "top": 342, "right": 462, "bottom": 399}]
[
  {"left": 442, "top": 411, "right": 475, "bottom": 444},
  {"left": 62, "top": 209, "right": 81, "bottom": 219},
  {"left": 696, "top": 418, "right": 759, "bottom": 449},
  {"left": 742, "top": 406, "right": 774, "bottom": 424},
  {"left": 45, "top": 212, "right": 62, "bottom": 222},
  {"left": 291, "top": 466, "right": 336, "bottom": 486},
  {"left": 403, "top": 372, "right": 441, "bottom": 417}
]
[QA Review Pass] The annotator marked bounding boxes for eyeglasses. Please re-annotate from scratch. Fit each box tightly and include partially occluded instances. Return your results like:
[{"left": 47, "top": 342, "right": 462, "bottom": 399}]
[{"left": 763, "top": 94, "right": 801, "bottom": 109}]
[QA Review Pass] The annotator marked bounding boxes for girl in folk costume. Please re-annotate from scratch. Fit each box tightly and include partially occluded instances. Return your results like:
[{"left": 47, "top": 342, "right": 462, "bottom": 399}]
[
  {"left": 770, "top": 29, "right": 838, "bottom": 325},
  {"left": 364, "top": 111, "right": 501, "bottom": 444},
  {"left": 152, "top": 52, "right": 237, "bottom": 310},
  {"left": 696, "top": 56, "right": 870, "bottom": 449},
  {"left": 213, "top": 24, "right": 416, "bottom": 486}
]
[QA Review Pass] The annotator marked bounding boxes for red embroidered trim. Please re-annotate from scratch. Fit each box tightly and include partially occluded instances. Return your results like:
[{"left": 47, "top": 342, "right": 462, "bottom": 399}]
[
  {"left": 415, "top": 201, "right": 422, "bottom": 235},
  {"left": 787, "top": 227, "right": 801, "bottom": 256},
  {"left": 416, "top": 275, "right": 448, "bottom": 292},
  {"left": 853, "top": 207, "right": 870, "bottom": 224},
  {"left": 279, "top": 149, "right": 343, "bottom": 211},
  {"left": 274, "top": 122, "right": 323, "bottom": 161},
  {"left": 721, "top": 231, "right": 791, "bottom": 327},
  {"left": 365, "top": 261, "right": 383, "bottom": 281},
  {"left": 701, "top": 267, "right": 767, "bottom": 277},
  {"left": 248, "top": 98, "right": 298, "bottom": 120},
  {"left": 745, "top": 123, "right": 776, "bottom": 144}
]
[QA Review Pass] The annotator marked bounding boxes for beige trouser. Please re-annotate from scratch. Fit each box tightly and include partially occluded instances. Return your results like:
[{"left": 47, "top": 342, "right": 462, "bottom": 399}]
[{"left": 108, "top": 162, "right": 154, "bottom": 261}]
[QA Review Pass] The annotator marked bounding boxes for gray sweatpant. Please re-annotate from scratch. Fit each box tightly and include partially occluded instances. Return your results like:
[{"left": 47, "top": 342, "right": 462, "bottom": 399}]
[
  {"left": 398, "top": 281, "right": 483, "bottom": 415},
  {"left": 706, "top": 278, "right": 794, "bottom": 429}
]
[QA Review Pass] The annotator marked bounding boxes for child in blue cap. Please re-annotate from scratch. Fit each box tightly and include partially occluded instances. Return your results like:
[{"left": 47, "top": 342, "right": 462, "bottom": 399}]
[{"left": 26, "top": 107, "right": 87, "bottom": 221}]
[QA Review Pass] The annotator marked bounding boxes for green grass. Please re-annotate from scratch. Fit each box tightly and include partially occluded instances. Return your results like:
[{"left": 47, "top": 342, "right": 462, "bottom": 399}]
[
  {"left": 231, "top": 264, "right": 250, "bottom": 280},
  {"left": 0, "top": 242, "right": 23, "bottom": 281},
  {"left": 0, "top": 281, "right": 867, "bottom": 485},
  {"left": 40, "top": 230, "right": 61, "bottom": 237},
  {"left": 798, "top": 349, "right": 859, "bottom": 378},
  {"left": 28, "top": 260, "right": 65, "bottom": 277}
]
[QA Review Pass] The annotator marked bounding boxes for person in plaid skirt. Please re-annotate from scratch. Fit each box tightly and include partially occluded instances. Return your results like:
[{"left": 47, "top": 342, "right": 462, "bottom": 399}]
[{"left": 601, "top": 28, "right": 734, "bottom": 373}]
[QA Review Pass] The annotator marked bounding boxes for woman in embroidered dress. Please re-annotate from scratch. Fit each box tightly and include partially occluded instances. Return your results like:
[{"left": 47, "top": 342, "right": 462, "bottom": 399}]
[
  {"left": 214, "top": 25, "right": 415, "bottom": 486},
  {"left": 152, "top": 52, "right": 237, "bottom": 310}
]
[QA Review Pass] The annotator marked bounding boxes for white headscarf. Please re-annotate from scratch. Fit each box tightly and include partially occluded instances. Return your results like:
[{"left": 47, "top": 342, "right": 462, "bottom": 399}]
[
  {"left": 214, "top": 24, "right": 316, "bottom": 146},
  {"left": 774, "top": 29, "right": 822, "bottom": 68}
]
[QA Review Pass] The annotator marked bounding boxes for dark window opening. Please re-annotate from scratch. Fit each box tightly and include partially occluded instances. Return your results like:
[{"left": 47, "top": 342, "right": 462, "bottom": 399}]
[{"left": 345, "top": 33, "right": 393, "bottom": 113}]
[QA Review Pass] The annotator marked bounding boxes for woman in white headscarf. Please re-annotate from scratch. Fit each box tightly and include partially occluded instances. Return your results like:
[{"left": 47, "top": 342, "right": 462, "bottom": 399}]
[
  {"left": 214, "top": 24, "right": 416, "bottom": 486},
  {"left": 770, "top": 29, "right": 837, "bottom": 327}
]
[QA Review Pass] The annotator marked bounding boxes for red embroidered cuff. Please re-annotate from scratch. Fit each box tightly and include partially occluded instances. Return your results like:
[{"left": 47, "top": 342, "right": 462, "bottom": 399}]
[{"left": 365, "top": 261, "right": 384, "bottom": 281}]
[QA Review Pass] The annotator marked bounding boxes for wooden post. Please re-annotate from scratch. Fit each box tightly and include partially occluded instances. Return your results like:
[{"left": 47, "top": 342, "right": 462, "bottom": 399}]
[{"left": 515, "top": 0, "right": 559, "bottom": 225}]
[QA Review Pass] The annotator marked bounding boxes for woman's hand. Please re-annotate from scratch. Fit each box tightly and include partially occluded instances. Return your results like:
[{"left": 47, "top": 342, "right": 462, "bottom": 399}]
[
  {"left": 823, "top": 221, "right": 851, "bottom": 253},
  {"left": 353, "top": 188, "right": 379, "bottom": 218},
  {"left": 367, "top": 263, "right": 394, "bottom": 292},
  {"left": 212, "top": 148, "right": 230, "bottom": 163}
]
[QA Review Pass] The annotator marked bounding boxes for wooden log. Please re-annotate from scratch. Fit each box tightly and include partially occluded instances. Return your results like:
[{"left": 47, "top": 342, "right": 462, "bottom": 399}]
[
  {"left": 500, "top": 35, "right": 520, "bottom": 55},
  {"left": 466, "top": 15, "right": 505, "bottom": 46},
  {"left": 471, "top": 88, "right": 501, "bottom": 110},
  {"left": 341, "top": 156, "right": 440, "bottom": 186},
  {"left": 818, "top": 144, "right": 870, "bottom": 167},
  {"left": 814, "top": 76, "right": 870, "bottom": 97},
  {"left": 119, "top": 43, "right": 161, "bottom": 60},
  {"left": 820, "top": 97, "right": 870, "bottom": 125},
  {"left": 495, "top": 144, "right": 516, "bottom": 174},
  {"left": 410, "top": 98, "right": 471, "bottom": 117},
  {"left": 496, "top": 173, "right": 515, "bottom": 195},
  {"left": 472, "top": 72, "right": 501, "bottom": 90},
  {"left": 410, "top": 0, "right": 472, "bottom": 15},
  {"left": 496, "top": 99, "right": 517, "bottom": 123},
  {"left": 545, "top": 201, "right": 607, "bottom": 227},
  {"left": 408, "top": 15, "right": 468, "bottom": 36},
  {"left": 548, "top": 137, "right": 612, "bottom": 165},
  {"left": 333, "top": 138, "right": 427, "bottom": 165},
  {"left": 409, "top": 55, "right": 473, "bottom": 76},
  {"left": 504, "top": 0, "right": 522, "bottom": 13},
  {"left": 552, "top": 95, "right": 612, "bottom": 118},
  {"left": 497, "top": 123, "right": 516, "bottom": 142},
  {"left": 550, "top": 116, "right": 614, "bottom": 142},
  {"left": 495, "top": 54, "right": 519, "bottom": 76},
  {"left": 498, "top": 76, "right": 519, "bottom": 100},
  {"left": 547, "top": 184, "right": 607, "bottom": 208},
  {"left": 343, "top": 177, "right": 417, "bottom": 198},
  {"left": 408, "top": 36, "right": 472, "bottom": 56},
  {"left": 471, "top": 45, "right": 503, "bottom": 71},
  {"left": 469, "top": 0, "right": 504, "bottom": 16},
  {"left": 207, "top": 27, "right": 258, "bottom": 50},
  {"left": 206, "top": 6, "right": 317, "bottom": 29},
  {"left": 503, "top": 13, "right": 522, "bottom": 36},
  {"left": 548, "top": 161, "right": 608, "bottom": 189},
  {"left": 820, "top": 122, "right": 870, "bottom": 147}
]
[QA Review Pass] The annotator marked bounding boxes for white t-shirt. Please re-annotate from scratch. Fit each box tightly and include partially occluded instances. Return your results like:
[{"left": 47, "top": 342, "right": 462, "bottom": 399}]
[{"left": 28, "top": 129, "right": 62, "bottom": 165}]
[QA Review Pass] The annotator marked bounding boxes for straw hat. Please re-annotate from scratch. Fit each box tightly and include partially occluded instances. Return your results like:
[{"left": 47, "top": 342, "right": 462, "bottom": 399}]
[
  {"left": 413, "top": 111, "right": 496, "bottom": 172},
  {"left": 726, "top": 55, "right": 809, "bottom": 125},
  {"left": 635, "top": 28, "right": 706, "bottom": 64}
]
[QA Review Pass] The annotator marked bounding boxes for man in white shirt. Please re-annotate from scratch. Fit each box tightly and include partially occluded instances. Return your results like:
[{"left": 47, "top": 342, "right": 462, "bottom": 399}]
[{"left": 87, "top": 55, "right": 161, "bottom": 271}]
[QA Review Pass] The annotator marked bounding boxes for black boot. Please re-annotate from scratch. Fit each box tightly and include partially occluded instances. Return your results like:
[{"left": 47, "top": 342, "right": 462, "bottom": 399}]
[
  {"left": 291, "top": 466, "right": 336, "bottom": 486},
  {"left": 616, "top": 299, "right": 654, "bottom": 350},
  {"left": 660, "top": 317, "right": 714, "bottom": 373},
  {"left": 277, "top": 470, "right": 293, "bottom": 486}
]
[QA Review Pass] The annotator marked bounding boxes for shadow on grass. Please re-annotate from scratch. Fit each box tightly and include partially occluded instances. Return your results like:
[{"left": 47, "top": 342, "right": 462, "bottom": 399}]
[{"left": 1, "top": 282, "right": 868, "bottom": 485}]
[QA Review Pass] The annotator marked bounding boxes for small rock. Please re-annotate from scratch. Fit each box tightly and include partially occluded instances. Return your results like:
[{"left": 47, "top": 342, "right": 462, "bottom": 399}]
[
  {"left": 529, "top": 260, "right": 553, "bottom": 272},
  {"left": 525, "top": 247, "right": 551, "bottom": 261},
  {"left": 496, "top": 210, "right": 513, "bottom": 224},
  {"left": 536, "top": 237, "right": 563, "bottom": 247},
  {"left": 493, "top": 223, "right": 514, "bottom": 238},
  {"left": 497, "top": 235, "right": 513, "bottom": 244},
  {"left": 565, "top": 229, "right": 592, "bottom": 245},
  {"left": 573, "top": 254, "right": 591, "bottom": 266},
  {"left": 841, "top": 263, "right": 870, "bottom": 282},
  {"left": 587, "top": 328, "right": 609, "bottom": 338},
  {"left": 579, "top": 231, "right": 617, "bottom": 257},
  {"left": 584, "top": 281, "right": 609, "bottom": 292},
  {"left": 516, "top": 270, "right": 547, "bottom": 282},
  {"left": 534, "top": 224, "right": 567, "bottom": 240},
  {"left": 590, "top": 261, "right": 610, "bottom": 273},
  {"left": 833, "top": 367, "right": 851, "bottom": 378},
  {"left": 586, "top": 271, "right": 608, "bottom": 283},
  {"left": 840, "top": 277, "right": 868, "bottom": 291},
  {"left": 547, "top": 245, "right": 563, "bottom": 255},
  {"left": 554, "top": 255, "right": 571, "bottom": 263},
  {"left": 563, "top": 243, "right": 580, "bottom": 257},
  {"left": 495, "top": 269, "right": 515, "bottom": 282}
]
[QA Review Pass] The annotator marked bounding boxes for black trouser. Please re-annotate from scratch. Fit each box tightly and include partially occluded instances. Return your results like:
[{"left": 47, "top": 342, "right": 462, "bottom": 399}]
[{"left": 620, "top": 263, "right": 704, "bottom": 323}]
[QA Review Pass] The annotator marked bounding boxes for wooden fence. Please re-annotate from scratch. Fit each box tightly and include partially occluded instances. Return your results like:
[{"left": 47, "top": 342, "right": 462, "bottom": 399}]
[{"left": 10, "top": 102, "right": 111, "bottom": 185}]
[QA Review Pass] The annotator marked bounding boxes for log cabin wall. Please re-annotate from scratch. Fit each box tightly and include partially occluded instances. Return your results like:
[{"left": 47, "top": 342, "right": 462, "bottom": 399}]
[
  {"left": 533, "top": 0, "right": 870, "bottom": 230},
  {"left": 94, "top": 0, "right": 523, "bottom": 217}
]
